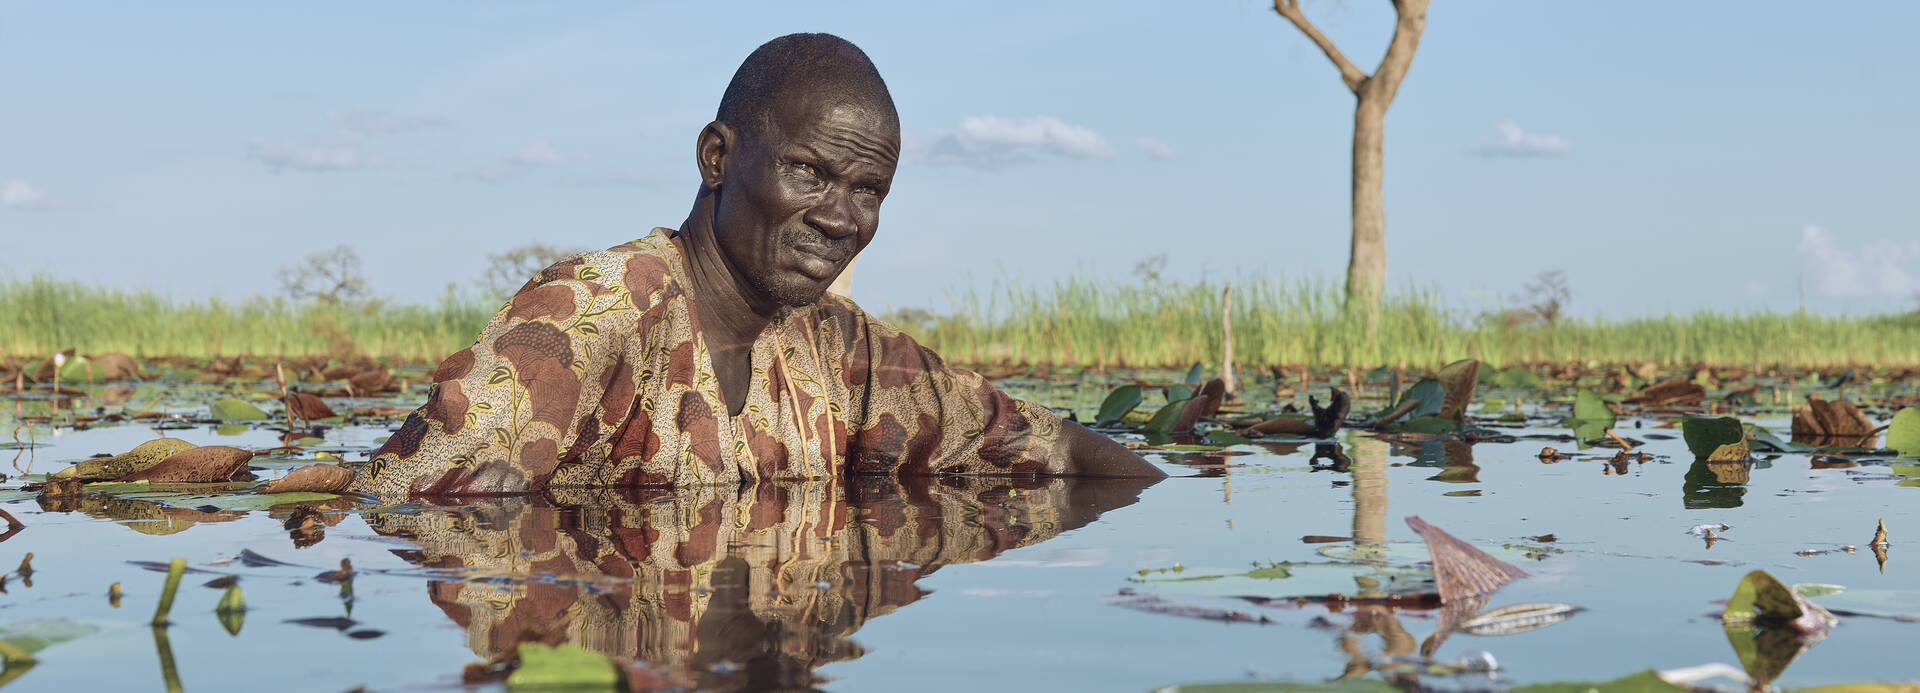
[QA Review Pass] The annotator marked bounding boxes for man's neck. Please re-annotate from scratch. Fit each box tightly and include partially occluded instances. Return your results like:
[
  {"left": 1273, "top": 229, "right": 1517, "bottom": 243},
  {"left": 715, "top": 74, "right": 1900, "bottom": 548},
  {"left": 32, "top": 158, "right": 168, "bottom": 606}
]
[{"left": 676, "top": 192, "right": 779, "bottom": 352}]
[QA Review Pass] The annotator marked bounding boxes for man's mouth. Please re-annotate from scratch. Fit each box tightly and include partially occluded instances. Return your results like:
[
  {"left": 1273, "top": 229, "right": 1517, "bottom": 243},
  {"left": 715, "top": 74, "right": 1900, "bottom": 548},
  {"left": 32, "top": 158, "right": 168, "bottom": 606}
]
[{"left": 791, "top": 244, "right": 849, "bottom": 279}]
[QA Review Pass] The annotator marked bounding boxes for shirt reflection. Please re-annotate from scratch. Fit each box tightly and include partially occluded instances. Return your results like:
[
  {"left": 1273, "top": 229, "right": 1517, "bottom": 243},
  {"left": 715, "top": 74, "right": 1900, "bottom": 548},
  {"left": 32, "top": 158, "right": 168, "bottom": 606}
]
[{"left": 366, "top": 475, "right": 1147, "bottom": 691}]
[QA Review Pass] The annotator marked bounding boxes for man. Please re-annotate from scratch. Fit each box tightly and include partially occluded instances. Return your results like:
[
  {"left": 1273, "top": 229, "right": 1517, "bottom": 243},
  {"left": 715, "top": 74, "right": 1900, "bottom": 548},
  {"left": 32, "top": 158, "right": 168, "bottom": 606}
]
[{"left": 353, "top": 33, "right": 1160, "bottom": 497}]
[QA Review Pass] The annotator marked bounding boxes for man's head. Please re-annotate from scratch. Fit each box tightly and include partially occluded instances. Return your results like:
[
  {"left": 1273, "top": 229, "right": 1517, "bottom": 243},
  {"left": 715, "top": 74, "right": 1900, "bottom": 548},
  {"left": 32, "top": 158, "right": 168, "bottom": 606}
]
[{"left": 697, "top": 33, "right": 901, "bottom": 311}]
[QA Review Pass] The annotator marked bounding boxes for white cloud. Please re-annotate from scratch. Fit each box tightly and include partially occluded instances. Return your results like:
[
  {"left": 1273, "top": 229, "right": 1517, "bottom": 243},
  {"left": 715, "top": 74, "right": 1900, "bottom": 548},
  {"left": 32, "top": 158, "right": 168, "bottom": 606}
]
[
  {"left": 913, "top": 115, "right": 1114, "bottom": 168},
  {"left": 1798, "top": 224, "right": 1920, "bottom": 297},
  {"left": 1468, "top": 120, "right": 1572, "bottom": 157},
  {"left": 326, "top": 108, "right": 450, "bottom": 138},
  {"left": 0, "top": 178, "right": 51, "bottom": 210},
  {"left": 1135, "top": 137, "right": 1178, "bottom": 161},
  {"left": 247, "top": 140, "right": 387, "bottom": 173},
  {"left": 508, "top": 139, "right": 571, "bottom": 167}
]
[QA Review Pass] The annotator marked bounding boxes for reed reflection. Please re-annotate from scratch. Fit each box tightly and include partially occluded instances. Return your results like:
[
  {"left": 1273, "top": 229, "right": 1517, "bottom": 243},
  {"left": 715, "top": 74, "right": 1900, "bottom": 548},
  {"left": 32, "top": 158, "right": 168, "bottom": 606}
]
[{"left": 367, "top": 475, "right": 1151, "bottom": 691}]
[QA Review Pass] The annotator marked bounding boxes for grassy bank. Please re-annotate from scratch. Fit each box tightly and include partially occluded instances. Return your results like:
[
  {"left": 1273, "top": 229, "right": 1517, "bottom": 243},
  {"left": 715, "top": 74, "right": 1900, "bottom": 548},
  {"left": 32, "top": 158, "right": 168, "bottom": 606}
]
[
  {"left": 4, "top": 274, "right": 1917, "bottom": 368},
  {"left": 886, "top": 275, "right": 1920, "bottom": 369},
  {"left": 1, "top": 275, "right": 492, "bottom": 363}
]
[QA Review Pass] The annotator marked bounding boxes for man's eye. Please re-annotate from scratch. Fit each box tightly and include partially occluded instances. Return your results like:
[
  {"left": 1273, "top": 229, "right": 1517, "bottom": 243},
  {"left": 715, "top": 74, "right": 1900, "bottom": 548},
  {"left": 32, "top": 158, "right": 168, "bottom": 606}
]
[
  {"left": 855, "top": 186, "right": 880, "bottom": 197},
  {"left": 792, "top": 162, "right": 817, "bottom": 175}
]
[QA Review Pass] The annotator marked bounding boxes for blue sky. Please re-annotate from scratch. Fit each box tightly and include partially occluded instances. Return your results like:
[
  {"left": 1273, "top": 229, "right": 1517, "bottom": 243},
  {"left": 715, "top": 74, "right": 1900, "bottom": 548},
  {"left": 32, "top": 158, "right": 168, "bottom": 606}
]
[{"left": 3, "top": 1, "right": 1916, "bottom": 317}]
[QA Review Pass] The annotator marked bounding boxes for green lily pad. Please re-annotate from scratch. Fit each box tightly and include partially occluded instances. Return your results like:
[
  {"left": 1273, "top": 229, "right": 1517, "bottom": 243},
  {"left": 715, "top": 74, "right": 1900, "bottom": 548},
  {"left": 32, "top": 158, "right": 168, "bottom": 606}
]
[
  {"left": 210, "top": 398, "right": 268, "bottom": 421},
  {"left": 0, "top": 619, "right": 100, "bottom": 656},
  {"left": 1507, "top": 671, "right": 1689, "bottom": 693},
  {"left": 1565, "top": 388, "right": 1617, "bottom": 443},
  {"left": 215, "top": 584, "right": 246, "bottom": 636},
  {"left": 507, "top": 643, "right": 622, "bottom": 691},
  {"left": 1095, "top": 385, "right": 1143, "bottom": 427},
  {"left": 1184, "top": 363, "right": 1205, "bottom": 387},
  {"left": 1493, "top": 367, "right": 1543, "bottom": 390},
  {"left": 1143, "top": 399, "right": 1189, "bottom": 435},
  {"left": 1888, "top": 407, "right": 1920, "bottom": 456},
  {"left": 1684, "top": 416, "right": 1750, "bottom": 461}
]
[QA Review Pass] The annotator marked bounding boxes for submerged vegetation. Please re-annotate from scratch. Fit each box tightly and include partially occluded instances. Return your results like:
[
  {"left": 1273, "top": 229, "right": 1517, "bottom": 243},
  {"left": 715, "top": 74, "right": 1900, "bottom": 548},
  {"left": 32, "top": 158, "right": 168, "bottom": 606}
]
[{"left": 4, "top": 272, "right": 1917, "bottom": 368}]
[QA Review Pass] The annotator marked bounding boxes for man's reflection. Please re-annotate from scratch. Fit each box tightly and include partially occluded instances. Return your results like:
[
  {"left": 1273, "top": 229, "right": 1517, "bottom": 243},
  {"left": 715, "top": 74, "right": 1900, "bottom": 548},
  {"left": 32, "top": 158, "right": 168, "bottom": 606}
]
[{"left": 366, "top": 475, "right": 1150, "bottom": 691}]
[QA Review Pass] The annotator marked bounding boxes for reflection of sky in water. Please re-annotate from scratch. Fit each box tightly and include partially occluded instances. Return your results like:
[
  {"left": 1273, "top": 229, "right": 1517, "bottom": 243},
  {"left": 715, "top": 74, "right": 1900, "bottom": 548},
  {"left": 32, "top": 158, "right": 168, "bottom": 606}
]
[{"left": 0, "top": 376, "right": 1915, "bottom": 691}]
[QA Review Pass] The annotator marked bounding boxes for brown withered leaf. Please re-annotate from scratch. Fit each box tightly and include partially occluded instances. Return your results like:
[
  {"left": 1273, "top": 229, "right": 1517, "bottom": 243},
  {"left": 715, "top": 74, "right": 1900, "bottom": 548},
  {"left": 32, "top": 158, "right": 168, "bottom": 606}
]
[
  {"left": 117, "top": 446, "right": 254, "bottom": 483},
  {"left": 1791, "top": 395, "right": 1877, "bottom": 446},
  {"left": 1435, "top": 359, "right": 1480, "bottom": 422},
  {"left": 1172, "top": 378, "right": 1227, "bottom": 434},
  {"left": 285, "top": 391, "right": 338, "bottom": 420},
  {"left": 319, "top": 363, "right": 361, "bottom": 381},
  {"left": 1405, "top": 515, "right": 1528, "bottom": 604},
  {"left": 1625, "top": 379, "right": 1706, "bottom": 407},
  {"left": 348, "top": 369, "right": 396, "bottom": 394},
  {"left": 265, "top": 464, "right": 354, "bottom": 494}
]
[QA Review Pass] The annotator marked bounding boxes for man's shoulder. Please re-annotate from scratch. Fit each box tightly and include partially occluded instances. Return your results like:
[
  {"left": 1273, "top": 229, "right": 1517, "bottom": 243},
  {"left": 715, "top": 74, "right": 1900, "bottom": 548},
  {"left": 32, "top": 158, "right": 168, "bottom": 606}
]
[{"left": 518, "top": 228, "right": 685, "bottom": 305}]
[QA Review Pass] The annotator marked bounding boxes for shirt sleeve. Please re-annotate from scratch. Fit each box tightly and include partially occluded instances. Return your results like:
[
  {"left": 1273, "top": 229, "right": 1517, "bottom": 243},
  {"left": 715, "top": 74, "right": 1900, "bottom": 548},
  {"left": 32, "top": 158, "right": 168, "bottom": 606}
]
[
  {"left": 840, "top": 309, "right": 1067, "bottom": 477},
  {"left": 352, "top": 252, "right": 639, "bottom": 497}
]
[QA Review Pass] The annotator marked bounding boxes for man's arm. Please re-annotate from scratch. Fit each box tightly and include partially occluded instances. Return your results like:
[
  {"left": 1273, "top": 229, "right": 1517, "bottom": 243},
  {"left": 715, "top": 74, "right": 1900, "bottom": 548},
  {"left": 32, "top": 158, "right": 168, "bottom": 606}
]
[{"left": 1057, "top": 419, "right": 1166, "bottom": 478}]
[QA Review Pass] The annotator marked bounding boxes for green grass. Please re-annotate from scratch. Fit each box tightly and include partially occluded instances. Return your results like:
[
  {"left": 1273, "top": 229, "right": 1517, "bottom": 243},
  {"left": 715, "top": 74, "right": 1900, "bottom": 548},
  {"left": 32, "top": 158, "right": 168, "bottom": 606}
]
[
  {"left": 4, "top": 273, "right": 1917, "bottom": 368},
  {"left": 880, "top": 274, "right": 1920, "bottom": 369},
  {"left": 0, "top": 274, "right": 492, "bottom": 362}
]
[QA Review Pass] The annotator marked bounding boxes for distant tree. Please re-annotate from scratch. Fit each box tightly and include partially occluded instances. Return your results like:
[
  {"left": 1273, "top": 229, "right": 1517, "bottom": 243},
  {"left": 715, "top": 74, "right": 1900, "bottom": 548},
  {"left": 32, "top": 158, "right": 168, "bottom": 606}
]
[
  {"left": 280, "top": 244, "right": 369, "bottom": 305},
  {"left": 480, "top": 243, "right": 583, "bottom": 299},
  {"left": 1270, "top": 0, "right": 1429, "bottom": 325},
  {"left": 1522, "top": 270, "right": 1570, "bottom": 325},
  {"left": 1133, "top": 253, "right": 1168, "bottom": 285},
  {"left": 1489, "top": 270, "right": 1571, "bottom": 327}
]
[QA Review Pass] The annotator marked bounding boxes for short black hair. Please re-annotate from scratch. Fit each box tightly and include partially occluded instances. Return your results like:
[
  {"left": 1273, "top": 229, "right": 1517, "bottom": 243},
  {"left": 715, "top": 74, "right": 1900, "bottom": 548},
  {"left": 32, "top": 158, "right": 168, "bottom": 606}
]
[{"left": 716, "top": 33, "right": 898, "bottom": 143}]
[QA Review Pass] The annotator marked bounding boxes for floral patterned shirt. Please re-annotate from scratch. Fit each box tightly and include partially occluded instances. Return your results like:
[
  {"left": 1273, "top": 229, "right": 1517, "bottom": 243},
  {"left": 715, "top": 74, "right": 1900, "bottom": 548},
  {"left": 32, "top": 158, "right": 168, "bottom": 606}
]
[{"left": 353, "top": 228, "right": 1066, "bottom": 497}]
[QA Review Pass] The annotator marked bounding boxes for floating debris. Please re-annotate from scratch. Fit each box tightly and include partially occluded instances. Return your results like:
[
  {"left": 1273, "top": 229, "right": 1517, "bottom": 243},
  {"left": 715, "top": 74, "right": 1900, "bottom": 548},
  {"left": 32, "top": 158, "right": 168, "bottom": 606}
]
[
  {"left": 1405, "top": 516, "right": 1528, "bottom": 603},
  {"left": 1870, "top": 519, "right": 1889, "bottom": 547},
  {"left": 1457, "top": 602, "right": 1584, "bottom": 636}
]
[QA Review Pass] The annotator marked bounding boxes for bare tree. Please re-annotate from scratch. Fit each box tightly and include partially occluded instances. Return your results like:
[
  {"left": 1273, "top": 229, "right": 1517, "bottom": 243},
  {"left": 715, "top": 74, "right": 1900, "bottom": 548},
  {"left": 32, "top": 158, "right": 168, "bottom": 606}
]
[
  {"left": 280, "top": 244, "right": 369, "bottom": 305},
  {"left": 1522, "top": 270, "right": 1570, "bottom": 325},
  {"left": 480, "top": 243, "right": 583, "bottom": 299},
  {"left": 1271, "top": 0, "right": 1429, "bottom": 323}
]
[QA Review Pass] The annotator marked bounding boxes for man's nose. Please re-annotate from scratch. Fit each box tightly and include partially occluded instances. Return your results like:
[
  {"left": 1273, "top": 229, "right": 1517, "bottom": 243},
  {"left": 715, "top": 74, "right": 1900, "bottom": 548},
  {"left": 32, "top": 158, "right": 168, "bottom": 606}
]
[{"left": 805, "top": 189, "right": 859, "bottom": 240}]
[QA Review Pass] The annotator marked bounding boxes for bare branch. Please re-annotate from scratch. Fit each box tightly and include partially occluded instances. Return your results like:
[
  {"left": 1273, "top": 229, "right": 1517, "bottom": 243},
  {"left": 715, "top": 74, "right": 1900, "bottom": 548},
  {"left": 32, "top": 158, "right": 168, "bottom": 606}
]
[
  {"left": 1272, "top": 0, "right": 1368, "bottom": 94},
  {"left": 1361, "top": 0, "right": 1430, "bottom": 104}
]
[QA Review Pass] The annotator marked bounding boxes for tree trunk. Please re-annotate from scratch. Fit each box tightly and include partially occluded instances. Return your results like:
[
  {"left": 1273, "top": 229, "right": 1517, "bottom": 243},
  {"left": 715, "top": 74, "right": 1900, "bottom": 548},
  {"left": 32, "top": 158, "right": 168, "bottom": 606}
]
[
  {"left": 1271, "top": 0, "right": 1427, "bottom": 324},
  {"left": 1348, "top": 97, "right": 1388, "bottom": 327}
]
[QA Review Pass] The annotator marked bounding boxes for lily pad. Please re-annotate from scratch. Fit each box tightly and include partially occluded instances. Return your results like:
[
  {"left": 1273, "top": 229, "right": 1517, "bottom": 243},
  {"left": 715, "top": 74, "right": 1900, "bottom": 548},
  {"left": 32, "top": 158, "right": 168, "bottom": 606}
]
[
  {"left": 1095, "top": 385, "right": 1143, "bottom": 427},
  {"left": 507, "top": 643, "right": 622, "bottom": 691},
  {"left": 1142, "top": 399, "right": 1189, "bottom": 435},
  {"left": 210, "top": 398, "right": 269, "bottom": 421},
  {"left": 1888, "top": 407, "right": 1920, "bottom": 456},
  {"left": 1684, "top": 416, "right": 1750, "bottom": 461}
]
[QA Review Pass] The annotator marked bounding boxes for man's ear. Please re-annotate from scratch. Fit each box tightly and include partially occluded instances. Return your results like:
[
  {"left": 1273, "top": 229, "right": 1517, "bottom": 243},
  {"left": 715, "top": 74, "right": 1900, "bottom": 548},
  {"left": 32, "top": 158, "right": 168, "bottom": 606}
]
[{"left": 696, "top": 121, "right": 734, "bottom": 190}]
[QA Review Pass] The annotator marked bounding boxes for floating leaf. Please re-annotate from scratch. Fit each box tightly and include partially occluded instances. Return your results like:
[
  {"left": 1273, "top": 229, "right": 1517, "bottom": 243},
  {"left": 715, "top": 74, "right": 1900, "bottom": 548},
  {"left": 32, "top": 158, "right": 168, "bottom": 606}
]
[
  {"left": 1142, "top": 399, "right": 1190, "bottom": 435},
  {"left": 56, "top": 438, "right": 197, "bottom": 481},
  {"left": 215, "top": 584, "right": 246, "bottom": 636},
  {"left": 1392, "top": 379, "right": 1446, "bottom": 421},
  {"left": 118, "top": 446, "right": 253, "bottom": 483},
  {"left": 507, "top": 643, "right": 622, "bottom": 691},
  {"left": 265, "top": 464, "right": 353, "bottom": 494},
  {"left": 1184, "top": 363, "right": 1204, "bottom": 387},
  {"left": 210, "top": 397, "right": 269, "bottom": 421},
  {"left": 1888, "top": 407, "right": 1920, "bottom": 456},
  {"left": 1457, "top": 602, "right": 1583, "bottom": 637},
  {"left": 1492, "top": 368, "right": 1542, "bottom": 390},
  {"left": 1434, "top": 359, "right": 1480, "bottom": 422},
  {"left": 1794, "top": 584, "right": 1846, "bottom": 598},
  {"left": 1565, "top": 388, "right": 1616, "bottom": 443},
  {"left": 1722, "top": 569, "right": 1836, "bottom": 633},
  {"left": 1683, "top": 416, "right": 1749, "bottom": 461},
  {"left": 1504, "top": 671, "right": 1689, "bottom": 693},
  {"left": 1095, "top": 385, "right": 1143, "bottom": 427}
]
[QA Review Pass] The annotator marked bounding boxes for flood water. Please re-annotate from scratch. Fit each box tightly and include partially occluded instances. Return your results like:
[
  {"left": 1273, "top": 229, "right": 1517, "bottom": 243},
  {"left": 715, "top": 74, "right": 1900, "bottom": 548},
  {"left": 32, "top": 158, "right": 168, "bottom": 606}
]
[{"left": 0, "top": 367, "right": 1914, "bottom": 691}]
